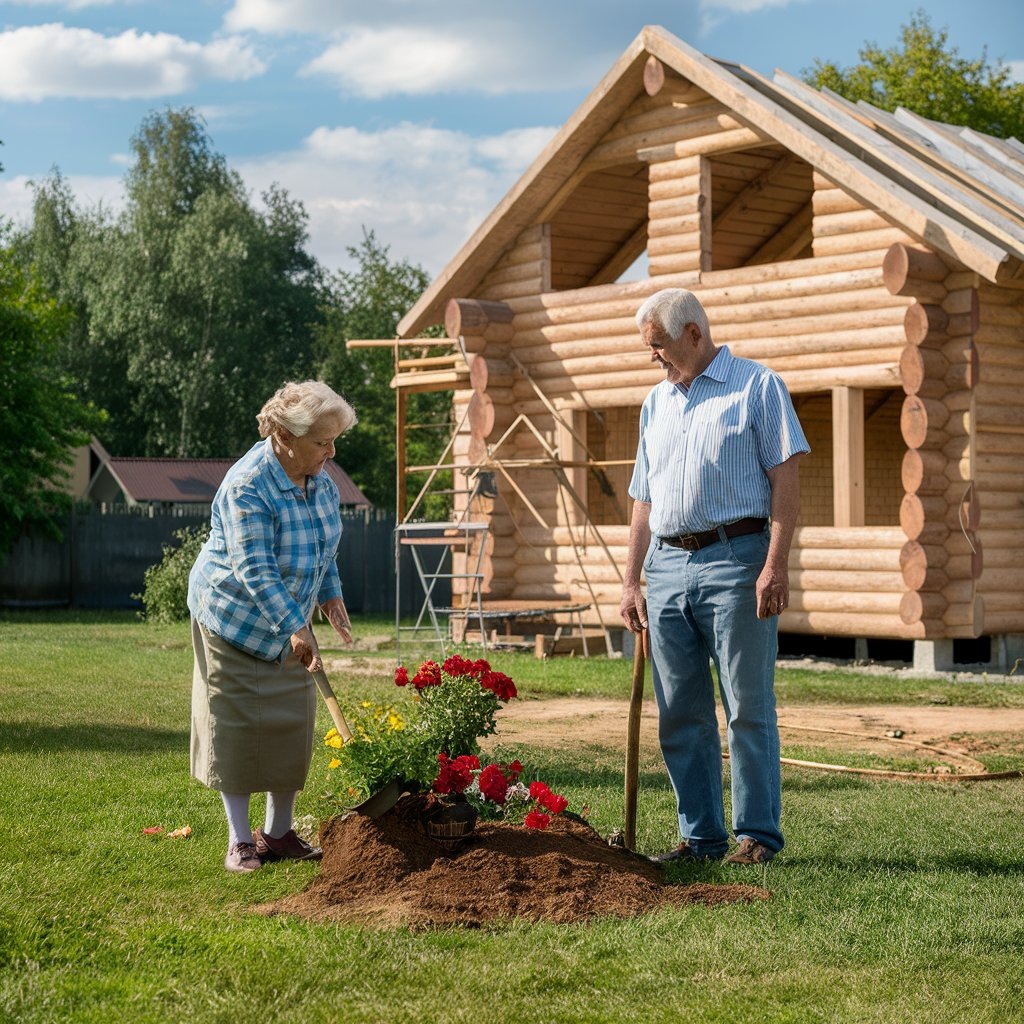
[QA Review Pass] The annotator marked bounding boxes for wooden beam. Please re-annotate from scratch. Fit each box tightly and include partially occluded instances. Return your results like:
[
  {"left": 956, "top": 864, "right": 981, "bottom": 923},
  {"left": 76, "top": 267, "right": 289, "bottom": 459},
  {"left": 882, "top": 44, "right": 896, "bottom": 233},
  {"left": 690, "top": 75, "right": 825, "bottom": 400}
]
[
  {"left": 712, "top": 152, "right": 798, "bottom": 234},
  {"left": 587, "top": 221, "right": 648, "bottom": 287},
  {"left": 832, "top": 386, "right": 865, "bottom": 527},
  {"left": 746, "top": 199, "right": 813, "bottom": 265}
]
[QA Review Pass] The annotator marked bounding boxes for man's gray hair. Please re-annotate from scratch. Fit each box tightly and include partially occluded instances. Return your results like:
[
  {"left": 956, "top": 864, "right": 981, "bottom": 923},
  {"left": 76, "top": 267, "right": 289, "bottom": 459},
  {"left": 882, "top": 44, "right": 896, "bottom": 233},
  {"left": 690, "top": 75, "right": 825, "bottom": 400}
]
[
  {"left": 635, "top": 288, "right": 711, "bottom": 341},
  {"left": 257, "top": 380, "right": 357, "bottom": 438}
]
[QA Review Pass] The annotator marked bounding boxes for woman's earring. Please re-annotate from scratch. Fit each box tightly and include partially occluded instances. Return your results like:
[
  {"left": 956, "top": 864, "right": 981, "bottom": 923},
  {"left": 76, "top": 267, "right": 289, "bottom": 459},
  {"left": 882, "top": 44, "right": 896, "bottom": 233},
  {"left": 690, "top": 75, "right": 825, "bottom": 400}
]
[{"left": 288, "top": 448, "right": 294, "bottom": 458}]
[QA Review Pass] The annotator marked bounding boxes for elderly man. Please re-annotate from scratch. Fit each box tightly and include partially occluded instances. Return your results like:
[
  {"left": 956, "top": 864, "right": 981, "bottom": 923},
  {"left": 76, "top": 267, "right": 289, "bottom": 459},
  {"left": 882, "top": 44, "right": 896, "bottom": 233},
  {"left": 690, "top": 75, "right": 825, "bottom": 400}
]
[{"left": 620, "top": 288, "right": 809, "bottom": 865}]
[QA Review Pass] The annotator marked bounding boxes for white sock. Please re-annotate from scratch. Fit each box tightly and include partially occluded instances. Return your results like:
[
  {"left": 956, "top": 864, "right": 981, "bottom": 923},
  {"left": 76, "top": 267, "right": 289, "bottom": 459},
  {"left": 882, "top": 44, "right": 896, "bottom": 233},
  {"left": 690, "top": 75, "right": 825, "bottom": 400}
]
[
  {"left": 220, "top": 792, "right": 253, "bottom": 847},
  {"left": 265, "top": 791, "right": 298, "bottom": 838}
]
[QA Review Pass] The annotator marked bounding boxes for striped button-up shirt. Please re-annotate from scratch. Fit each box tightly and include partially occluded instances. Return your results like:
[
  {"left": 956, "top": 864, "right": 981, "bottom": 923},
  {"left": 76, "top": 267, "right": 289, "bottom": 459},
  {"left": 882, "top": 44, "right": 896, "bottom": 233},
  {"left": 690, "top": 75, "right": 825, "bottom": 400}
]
[
  {"left": 628, "top": 346, "right": 810, "bottom": 538},
  {"left": 188, "top": 438, "right": 344, "bottom": 660}
]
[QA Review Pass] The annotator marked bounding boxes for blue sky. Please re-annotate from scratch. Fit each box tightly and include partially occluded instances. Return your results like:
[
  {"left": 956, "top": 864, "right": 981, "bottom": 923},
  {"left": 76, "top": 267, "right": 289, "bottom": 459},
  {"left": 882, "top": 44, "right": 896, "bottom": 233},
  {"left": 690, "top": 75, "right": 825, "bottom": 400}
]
[{"left": 1, "top": 0, "right": 1021, "bottom": 276}]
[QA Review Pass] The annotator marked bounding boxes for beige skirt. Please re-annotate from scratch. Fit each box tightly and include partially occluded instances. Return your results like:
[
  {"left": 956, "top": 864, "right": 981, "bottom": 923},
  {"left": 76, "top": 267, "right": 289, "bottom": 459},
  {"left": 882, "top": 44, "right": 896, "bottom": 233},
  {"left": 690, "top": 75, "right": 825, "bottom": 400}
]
[{"left": 190, "top": 619, "right": 316, "bottom": 793}]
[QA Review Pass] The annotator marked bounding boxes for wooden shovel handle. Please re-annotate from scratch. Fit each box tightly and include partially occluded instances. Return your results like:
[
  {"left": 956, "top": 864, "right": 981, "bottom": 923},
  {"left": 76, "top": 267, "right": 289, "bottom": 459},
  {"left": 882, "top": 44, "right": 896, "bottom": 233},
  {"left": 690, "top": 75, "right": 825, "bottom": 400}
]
[
  {"left": 313, "top": 668, "right": 354, "bottom": 743},
  {"left": 623, "top": 628, "right": 647, "bottom": 852}
]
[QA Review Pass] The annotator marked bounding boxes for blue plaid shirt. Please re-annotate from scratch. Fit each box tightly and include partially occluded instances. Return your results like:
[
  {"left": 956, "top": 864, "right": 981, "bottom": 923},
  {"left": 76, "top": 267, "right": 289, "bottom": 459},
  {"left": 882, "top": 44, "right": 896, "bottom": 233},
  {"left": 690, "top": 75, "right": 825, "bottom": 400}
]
[
  {"left": 629, "top": 346, "right": 810, "bottom": 538},
  {"left": 188, "top": 438, "right": 344, "bottom": 660}
]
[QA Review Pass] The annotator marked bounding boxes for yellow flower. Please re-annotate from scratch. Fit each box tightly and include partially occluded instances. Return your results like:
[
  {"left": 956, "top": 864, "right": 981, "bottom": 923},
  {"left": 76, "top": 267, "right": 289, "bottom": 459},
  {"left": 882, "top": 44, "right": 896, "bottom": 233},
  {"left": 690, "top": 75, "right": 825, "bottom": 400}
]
[
  {"left": 325, "top": 734, "right": 344, "bottom": 749},
  {"left": 328, "top": 758, "right": 341, "bottom": 770},
  {"left": 387, "top": 711, "right": 405, "bottom": 731}
]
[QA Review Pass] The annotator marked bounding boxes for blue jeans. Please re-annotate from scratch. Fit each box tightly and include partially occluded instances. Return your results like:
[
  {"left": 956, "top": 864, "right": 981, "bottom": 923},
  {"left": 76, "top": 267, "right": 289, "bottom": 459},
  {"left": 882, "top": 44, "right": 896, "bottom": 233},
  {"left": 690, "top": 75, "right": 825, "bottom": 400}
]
[{"left": 644, "top": 528, "right": 783, "bottom": 856}]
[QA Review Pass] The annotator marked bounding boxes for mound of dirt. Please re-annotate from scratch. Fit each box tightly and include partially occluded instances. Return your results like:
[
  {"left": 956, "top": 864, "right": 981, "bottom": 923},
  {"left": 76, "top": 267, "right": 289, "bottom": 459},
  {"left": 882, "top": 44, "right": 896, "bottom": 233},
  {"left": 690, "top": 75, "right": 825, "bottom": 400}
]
[{"left": 257, "top": 811, "right": 769, "bottom": 929}]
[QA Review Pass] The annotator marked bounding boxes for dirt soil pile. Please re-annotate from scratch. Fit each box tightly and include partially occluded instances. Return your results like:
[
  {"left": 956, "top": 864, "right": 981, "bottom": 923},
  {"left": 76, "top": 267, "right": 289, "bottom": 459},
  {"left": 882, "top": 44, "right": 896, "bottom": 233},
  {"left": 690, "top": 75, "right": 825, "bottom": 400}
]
[{"left": 258, "top": 811, "right": 769, "bottom": 929}]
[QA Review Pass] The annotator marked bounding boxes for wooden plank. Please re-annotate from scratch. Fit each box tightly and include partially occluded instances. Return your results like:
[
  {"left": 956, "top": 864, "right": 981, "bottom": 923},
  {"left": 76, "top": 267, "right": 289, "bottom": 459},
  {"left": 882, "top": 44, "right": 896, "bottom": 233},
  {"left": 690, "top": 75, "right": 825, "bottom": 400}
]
[{"left": 833, "top": 386, "right": 866, "bottom": 527}]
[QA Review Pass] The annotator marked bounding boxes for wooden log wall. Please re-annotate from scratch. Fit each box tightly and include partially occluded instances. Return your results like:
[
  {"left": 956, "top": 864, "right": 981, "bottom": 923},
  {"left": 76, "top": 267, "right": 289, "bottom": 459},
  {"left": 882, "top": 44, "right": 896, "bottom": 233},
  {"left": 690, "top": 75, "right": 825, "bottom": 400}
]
[
  {"left": 445, "top": 296, "right": 517, "bottom": 600},
  {"left": 812, "top": 175, "right": 912, "bottom": 259},
  {"left": 885, "top": 243, "right": 984, "bottom": 637},
  {"left": 504, "top": 253, "right": 912, "bottom": 408},
  {"left": 973, "top": 281, "right": 1024, "bottom": 635},
  {"left": 507, "top": 523, "right": 917, "bottom": 637}
]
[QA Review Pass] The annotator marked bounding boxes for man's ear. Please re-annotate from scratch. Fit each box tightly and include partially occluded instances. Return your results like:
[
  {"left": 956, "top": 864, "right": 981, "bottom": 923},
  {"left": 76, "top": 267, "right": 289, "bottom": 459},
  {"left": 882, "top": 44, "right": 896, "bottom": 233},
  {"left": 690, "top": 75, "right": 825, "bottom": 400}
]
[{"left": 686, "top": 322, "right": 703, "bottom": 345}]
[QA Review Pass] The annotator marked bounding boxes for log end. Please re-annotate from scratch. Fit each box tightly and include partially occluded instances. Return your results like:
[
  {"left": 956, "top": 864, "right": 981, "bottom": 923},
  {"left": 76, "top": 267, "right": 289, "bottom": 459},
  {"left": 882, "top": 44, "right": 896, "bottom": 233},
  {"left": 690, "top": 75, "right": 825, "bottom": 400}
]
[{"left": 643, "top": 55, "right": 665, "bottom": 96}]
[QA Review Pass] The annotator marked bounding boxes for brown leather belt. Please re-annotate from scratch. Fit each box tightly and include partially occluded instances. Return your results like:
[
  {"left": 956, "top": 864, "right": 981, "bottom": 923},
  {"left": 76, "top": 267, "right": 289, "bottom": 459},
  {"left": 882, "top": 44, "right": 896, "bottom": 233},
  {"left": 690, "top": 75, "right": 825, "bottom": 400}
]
[{"left": 660, "top": 517, "right": 767, "bottom": 551}]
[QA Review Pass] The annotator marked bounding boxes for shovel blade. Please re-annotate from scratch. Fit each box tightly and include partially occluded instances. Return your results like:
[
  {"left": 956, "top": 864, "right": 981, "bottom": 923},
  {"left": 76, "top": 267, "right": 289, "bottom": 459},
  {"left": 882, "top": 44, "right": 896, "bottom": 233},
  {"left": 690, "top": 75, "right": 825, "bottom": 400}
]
[{"left": 349, "top": 778, "right": 417, "bottom": 819}]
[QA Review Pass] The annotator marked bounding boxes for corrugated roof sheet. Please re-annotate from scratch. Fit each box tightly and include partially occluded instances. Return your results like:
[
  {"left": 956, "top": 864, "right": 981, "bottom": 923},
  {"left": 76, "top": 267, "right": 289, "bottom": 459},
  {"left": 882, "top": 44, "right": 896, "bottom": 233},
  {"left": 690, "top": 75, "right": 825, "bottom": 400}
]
[{"left": 103, "top": 457, "right": 372, "bottom": 508}]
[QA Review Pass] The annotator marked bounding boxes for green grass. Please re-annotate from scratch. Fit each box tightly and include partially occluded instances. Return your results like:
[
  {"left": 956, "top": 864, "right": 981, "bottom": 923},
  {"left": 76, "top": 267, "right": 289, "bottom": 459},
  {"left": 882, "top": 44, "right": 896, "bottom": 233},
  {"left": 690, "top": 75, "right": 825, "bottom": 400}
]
[{"left": 3, "top": 613, "right": 1024, "bottom": 1023}]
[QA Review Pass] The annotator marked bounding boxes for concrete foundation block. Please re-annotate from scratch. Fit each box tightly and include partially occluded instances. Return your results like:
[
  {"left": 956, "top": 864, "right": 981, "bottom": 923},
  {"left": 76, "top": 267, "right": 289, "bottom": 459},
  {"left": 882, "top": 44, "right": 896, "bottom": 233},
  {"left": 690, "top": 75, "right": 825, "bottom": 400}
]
[{"left": 913, "top": 639, "right": 956, "bottom": 673}]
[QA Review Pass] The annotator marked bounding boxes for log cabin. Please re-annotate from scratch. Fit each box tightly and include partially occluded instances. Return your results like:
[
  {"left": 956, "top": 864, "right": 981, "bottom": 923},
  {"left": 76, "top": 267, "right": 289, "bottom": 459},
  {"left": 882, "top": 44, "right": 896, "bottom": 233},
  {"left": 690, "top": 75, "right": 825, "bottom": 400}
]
[{"left": 368, "top": 25, "right": 1024, "bottom": 670}]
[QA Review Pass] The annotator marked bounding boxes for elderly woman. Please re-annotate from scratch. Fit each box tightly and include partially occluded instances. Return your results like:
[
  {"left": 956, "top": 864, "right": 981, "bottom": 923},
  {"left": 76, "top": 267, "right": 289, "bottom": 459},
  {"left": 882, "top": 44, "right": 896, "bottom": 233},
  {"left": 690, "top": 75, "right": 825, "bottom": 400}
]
[{"left": 188, "top": 380, "right": 357, "bottom": 873}]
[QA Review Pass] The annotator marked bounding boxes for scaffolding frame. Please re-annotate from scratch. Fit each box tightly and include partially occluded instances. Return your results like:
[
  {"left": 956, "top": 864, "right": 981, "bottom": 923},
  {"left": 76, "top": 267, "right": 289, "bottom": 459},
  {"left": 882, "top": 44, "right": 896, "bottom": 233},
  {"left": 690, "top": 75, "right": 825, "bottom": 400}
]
[{"left": 349, "top": 333, "right": 628, "bottom": 657}]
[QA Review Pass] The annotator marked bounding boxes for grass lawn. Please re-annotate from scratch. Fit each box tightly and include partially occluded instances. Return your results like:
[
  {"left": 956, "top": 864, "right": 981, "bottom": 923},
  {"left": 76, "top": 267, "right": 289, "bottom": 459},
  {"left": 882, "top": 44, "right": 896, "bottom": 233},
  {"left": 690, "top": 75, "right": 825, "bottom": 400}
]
[{"left": 2, "top": 612, "right": 1024, "bottom": 1023}]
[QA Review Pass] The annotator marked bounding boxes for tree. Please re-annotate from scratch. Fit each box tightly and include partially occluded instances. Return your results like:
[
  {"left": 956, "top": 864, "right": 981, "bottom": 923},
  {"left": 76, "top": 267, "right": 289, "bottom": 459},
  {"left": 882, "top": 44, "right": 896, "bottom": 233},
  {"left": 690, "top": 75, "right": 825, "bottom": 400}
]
[
  {"left": 0, "top": 235, "right": 103, "bottom": 560},
  {"left": 315, "top": 230, "right": 449, "bottom": 512},
  {"left": 804, "top": 10, "right": 1024, "bottom": 139},
  {"left": 22, "top": 109, "right": 325, "bottom": 458}
]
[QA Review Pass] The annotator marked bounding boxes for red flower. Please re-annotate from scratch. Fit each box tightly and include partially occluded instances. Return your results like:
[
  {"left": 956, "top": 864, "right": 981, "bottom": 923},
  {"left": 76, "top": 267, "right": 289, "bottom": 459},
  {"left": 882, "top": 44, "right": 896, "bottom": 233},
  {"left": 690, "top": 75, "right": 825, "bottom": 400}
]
[
  {"left": 480, "top": 670, "right": 517, "bottom": 701},
  {"left": 394, "top": 666, "right": 410, "bottom": 687},
  {"left": 525, "top": 811, "right": 551, "bottom": 830},
  {"left": 479, "top": 763, "right": 508, "bottom": 804},
  {"left": 505, "top": 759, "right": 523, "bottom": 781},
  {"left": 412, "top": 660, "right": 442, "bottom": 688},
  {"left": 442, "top": 654, "right": 477, "bottom": 677},
  {"left": 529, "top": 780, "right": 551, "bottom": 800},
  {"left": 433, "top": 752, "right": 475, "bottom": 794},
  {"left": 540, "top": 791, "right": 568, "bottom": 814}
]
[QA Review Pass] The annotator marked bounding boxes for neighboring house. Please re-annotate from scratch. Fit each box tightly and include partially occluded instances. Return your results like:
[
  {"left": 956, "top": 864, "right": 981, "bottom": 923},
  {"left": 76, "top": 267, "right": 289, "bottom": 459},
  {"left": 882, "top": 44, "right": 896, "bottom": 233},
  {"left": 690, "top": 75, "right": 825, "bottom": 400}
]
[
  {"left": 372, "top": 25, "right": 1024, "bottom": 670},
  {"left": 78, "top": 438, "right": 372, "bottom": 512}
]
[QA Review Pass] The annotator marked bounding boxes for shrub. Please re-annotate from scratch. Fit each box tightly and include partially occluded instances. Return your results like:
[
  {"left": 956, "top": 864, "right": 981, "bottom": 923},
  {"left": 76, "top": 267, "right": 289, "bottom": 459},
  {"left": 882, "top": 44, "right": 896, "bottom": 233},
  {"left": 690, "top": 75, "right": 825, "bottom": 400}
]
[{"left": 135, "top": 525, "right": 209, "bottom": 623}]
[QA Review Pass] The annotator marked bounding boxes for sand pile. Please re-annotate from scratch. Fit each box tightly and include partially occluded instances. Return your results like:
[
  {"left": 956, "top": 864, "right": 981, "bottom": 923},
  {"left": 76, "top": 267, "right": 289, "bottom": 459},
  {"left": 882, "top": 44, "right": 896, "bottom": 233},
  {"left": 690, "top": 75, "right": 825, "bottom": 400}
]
[{"left": 258, "top": 809, "right": 769, "bottom": 929}]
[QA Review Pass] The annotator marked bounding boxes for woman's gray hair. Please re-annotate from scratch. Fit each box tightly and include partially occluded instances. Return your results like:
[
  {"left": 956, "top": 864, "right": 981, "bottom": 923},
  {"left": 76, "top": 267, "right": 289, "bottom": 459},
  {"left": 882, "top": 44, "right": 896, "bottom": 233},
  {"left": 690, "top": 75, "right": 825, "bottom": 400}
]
[
  {"left": 635, "top": 288, "right": 711, "bottom": 341},
  {"left": 256, "top": 380, "right": 357, "bottom": 438}
]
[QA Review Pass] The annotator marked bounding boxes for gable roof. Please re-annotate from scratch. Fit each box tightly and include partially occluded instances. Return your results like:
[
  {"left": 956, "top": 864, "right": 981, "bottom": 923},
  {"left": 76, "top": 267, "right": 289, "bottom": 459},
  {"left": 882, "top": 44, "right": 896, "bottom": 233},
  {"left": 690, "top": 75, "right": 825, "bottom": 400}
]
[
  {"left": 92, "top": 452, "right": 372, "bottom": 508},
  {"left": 398, "top": 24, "right": 1024, "bottom": 339}
]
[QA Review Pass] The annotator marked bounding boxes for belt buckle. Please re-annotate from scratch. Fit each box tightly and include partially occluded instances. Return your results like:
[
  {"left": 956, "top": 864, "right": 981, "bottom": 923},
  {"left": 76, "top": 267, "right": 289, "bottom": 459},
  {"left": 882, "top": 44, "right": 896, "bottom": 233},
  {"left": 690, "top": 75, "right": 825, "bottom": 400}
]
[{"left": 678, "top": 533, "right": 701, "bottom": 551}]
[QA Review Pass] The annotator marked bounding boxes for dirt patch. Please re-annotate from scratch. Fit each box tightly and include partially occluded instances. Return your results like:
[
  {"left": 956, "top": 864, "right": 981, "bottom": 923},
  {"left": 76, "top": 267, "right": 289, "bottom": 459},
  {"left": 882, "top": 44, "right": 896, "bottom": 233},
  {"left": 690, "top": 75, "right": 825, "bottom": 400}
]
[
  {"left": 257, "top": 810, "right": 768, "bottom": 929},
  {"left": 488, "top": 697, "right": 1024, "bottom": 764}
]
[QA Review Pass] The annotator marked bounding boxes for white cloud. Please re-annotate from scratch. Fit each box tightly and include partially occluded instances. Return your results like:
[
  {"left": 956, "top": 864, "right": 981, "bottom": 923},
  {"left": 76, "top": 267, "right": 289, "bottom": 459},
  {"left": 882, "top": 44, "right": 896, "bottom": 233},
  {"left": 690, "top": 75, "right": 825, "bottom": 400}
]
[
  {"left": 699, "top": 0, "right": 804, "bottom": 34},
  {"left": 306, "top": 23, "right": 607, "bottom": 97},
  {"left": 224, "top": 0, "right": 395, "bottom": 35},
  {"left": 1007, "top": 59, "right": 1024, "bottom": 84},
  {"left": 303, "top": 27, "right": 484, "bottom": 97},
  {"left": 237, "top": 120, "right": 558, "bottom": 275},
  {"left": 226, "top": 1, "right": 610, "bottom": 96},
  {"left": 0, "top": 23, "right": 266, "bottom": 101}
]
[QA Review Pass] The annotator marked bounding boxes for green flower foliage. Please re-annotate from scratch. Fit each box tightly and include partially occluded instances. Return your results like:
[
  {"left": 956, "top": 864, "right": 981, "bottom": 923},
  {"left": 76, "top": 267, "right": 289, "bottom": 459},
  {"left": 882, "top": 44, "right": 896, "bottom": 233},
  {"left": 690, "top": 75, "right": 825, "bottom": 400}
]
[
  {"left": 322, "top": 702, "right": 439, "bottom": 805},
  {"left": 134, "top": 524, "right": 210, "bottom": 623}
]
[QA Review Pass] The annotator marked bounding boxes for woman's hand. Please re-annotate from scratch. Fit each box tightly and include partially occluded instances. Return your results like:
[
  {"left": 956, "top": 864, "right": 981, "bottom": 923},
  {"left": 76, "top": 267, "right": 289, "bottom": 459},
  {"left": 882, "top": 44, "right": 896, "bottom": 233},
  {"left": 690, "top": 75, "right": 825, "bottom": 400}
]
[
  {"left": 290, "top": 625, "right": 322, "bottom": 672},
  {"left": 321, "top": 597, "right": 354, "bottom": 646}
]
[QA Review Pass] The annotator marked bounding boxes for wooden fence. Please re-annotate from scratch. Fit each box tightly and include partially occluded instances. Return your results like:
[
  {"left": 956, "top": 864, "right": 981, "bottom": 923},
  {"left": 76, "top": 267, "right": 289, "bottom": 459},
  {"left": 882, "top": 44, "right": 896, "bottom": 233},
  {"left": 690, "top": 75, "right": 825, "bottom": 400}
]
[{"left": 0, "top": 507, "right": 442, "bottom": 617}]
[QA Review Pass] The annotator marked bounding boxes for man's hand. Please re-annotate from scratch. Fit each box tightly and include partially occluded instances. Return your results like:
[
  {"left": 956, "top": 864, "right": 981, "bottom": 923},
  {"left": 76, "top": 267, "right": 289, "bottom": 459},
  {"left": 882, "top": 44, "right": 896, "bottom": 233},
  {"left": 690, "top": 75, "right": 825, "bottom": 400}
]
[
  {"left": 756, "top": 559, "right": 789, "bottom": 619},
  {"left": 619, "top": 583, "right": 648, "bottom": 634}
]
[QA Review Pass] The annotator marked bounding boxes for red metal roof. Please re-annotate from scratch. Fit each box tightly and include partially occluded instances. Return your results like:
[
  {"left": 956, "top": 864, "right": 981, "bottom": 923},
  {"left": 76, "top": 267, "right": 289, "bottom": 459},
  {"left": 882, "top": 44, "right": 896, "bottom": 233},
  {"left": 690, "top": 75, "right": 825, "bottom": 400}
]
[{"left": 103, "top": 457, "right": 372, "bottom": 508}]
